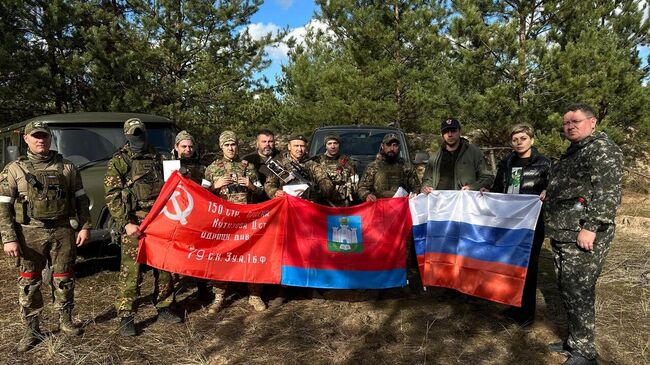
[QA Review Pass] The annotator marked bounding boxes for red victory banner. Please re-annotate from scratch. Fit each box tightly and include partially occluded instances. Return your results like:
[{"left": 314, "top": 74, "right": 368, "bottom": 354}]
[{"left": 136, "top": 171, "right": 286, "bottom": 284}]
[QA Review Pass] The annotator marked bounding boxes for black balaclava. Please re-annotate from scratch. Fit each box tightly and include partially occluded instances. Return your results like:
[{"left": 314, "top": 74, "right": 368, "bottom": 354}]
[{"left": 126, "top": 128, "right": 147, "bottom": 153}]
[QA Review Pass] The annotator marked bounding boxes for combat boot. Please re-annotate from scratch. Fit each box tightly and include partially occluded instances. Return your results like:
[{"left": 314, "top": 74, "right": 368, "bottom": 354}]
[
  {"left": 17, "top": 316, "right": 43, "bottom": 352},
  {"left": 157, "top": 307, "right": 182, "bottom": 323},
  {"left": 208, "top": 293, "right": 225, "bottom": 314},
  {"left": 59, "top": 307, "right": 83, "bottom": 336},
  {"left": 118, "top": 315, "right": 137, "bottom": 337},
  {"left": 248, "top": 295, "right": 267, "bottom": 312}
]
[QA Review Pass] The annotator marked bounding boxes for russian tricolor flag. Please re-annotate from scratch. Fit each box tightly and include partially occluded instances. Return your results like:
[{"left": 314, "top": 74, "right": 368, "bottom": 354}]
[
  {"left": 282, "top": 196, "right": 412, "bottom": 289},
  {"left": 410, "top": 191, "right": 542, "bottom": 306}
]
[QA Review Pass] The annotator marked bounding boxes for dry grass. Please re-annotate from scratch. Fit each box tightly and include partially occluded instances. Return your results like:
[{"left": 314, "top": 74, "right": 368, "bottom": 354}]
[{"left": 0, "top": 194, "right": 648, "bottom": 365}]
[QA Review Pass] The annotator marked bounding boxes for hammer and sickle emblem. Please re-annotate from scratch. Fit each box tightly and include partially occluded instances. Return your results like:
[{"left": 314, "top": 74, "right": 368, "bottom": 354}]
[{"left": 162, "top": 184, "right": 194, "bottom": 225}]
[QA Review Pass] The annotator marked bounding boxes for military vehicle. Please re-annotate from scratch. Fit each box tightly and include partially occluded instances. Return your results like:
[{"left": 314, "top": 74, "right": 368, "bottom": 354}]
[
  {"left": 0, "top": 112, "right": 177, "bottom": 248},
  {"left": 308, "top": 125, "right": 412, "bottom": 175}
]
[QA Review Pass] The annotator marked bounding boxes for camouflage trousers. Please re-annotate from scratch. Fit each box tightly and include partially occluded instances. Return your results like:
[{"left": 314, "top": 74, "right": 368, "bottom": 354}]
[
  {"left": 17, "top": 225, "right": 76, "bottom": 319},
  {"left": 115, "top": 233, "right": 174, "bottom": 318},
  {"left": 212, "top": 281, "right": 262, "bottom": 296},
  {"left": 551, "top": 227, "right": 615, "bottom": 359}
]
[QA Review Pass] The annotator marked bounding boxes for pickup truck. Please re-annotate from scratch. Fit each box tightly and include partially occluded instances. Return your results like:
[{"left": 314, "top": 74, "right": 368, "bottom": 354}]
[{"left": 307, "top": 125, "right": 413, "bottom": 176}]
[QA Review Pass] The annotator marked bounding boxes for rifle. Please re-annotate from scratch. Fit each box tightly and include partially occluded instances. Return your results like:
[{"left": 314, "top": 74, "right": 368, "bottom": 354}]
[{"left": 264, "top": 157, "right": 314, "bottom": 187}]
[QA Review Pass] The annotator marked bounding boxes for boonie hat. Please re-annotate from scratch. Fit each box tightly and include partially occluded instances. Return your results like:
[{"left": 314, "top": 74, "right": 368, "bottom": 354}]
[
  {"left": 382, "top": 133, "right": 400, "bottom": 144},
  {"left": 124, "top": 118, "right": 146, "bottom": 135},
  {"left": 440, "top": 118, "right": 461, "bottom": 133},
  {"left": 24, "top": 121, "right": 51, "bottom": 136},
  {"left": 219, "top": 131, "right": 238, "bottom": 148}
]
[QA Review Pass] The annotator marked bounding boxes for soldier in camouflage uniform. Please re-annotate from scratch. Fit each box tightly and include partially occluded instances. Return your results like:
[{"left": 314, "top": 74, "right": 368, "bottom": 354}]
[
  {"left": 0, "top": 121, "right": 92, "bottom": 352},
  {"left": 311, "top": 134, "right": 357, "bottom": 207},
  {"left": 264, "top": 134, "right": 335, "bottom": 203},
  {"left": 104, "top": 118, "right": 182, "bottom": 337},
  {"left": 204, "top": 131, "right": 267, "bottom": 313},
  {"left": 172, "top": 130, "right": 205, "bottom": 183},
  {"left": 545, "top": 103, "right": 623, "bottom": 365},
  {"left": 170, "top": 131, "right": 212, "bottom": 301},
  {"left": 357, "top": 133, "right": 421, "bottom": 201}
]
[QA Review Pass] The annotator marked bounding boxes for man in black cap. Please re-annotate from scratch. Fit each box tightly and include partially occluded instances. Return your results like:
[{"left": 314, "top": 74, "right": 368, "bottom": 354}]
[
  {"left": 310, "top": 134, "right": 357, "bottom": 206},
  {"left": 357, "top": 133, "right": 420, "bottom": 201},
  {"left": 421, "top": 118, "right": 493, "bottom": 192}
]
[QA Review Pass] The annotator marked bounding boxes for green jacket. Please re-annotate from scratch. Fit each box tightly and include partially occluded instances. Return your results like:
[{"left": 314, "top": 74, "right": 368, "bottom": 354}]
[{"left": 422, "top": 138, "right": 494, "bottom": 190}]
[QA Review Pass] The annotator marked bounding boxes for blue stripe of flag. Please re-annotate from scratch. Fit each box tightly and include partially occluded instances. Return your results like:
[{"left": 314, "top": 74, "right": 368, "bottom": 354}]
[
  {"left": 281, "top": 266, "right": 406, "bottom": 289},
  {"left": 414, "top": 221, "right": 533, "bottom": 268}
]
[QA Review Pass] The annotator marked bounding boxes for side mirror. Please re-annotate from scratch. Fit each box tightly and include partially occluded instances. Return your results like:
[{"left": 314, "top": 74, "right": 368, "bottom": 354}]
[
  {"left": 413, "top": 151, "right": 429, "bottom": 164},
  {"left": 6, "top": 146, "right": 19, "bottom": 163}
]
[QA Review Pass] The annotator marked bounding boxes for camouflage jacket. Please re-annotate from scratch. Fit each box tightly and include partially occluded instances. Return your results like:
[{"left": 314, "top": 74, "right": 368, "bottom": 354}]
[
  {"left": 104, "top": 144, "right": 163, "bottom": 229},
  {"left": 0, "top": 150, "right": 91, "bottom": 244},
  {"left": 544, "top": 132, "right": 623, "bottom": 242},
  {"left": 204, "top": 156, "right": 261, "bottom": 204},
  {"left": 169, "top": 151, "right": 205, "bottom": 184},
  {"left": 357, "top": 154, "right": 421, "bottom": 199},
  {"left": 263, "top": 152, "right": 334, "bottom": 202},
  {"left": 311, "top": 153, "right": 357, "bottom": 205}
]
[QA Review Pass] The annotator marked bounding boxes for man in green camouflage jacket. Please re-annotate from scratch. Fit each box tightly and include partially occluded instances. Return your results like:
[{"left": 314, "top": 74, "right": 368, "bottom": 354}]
[
  {"left": 311, "top": 134, "right": 357, "bottom": 207},
  {"left": 357, "top": 134, "right": 420, "bottom": 201},
  {"left": 0, "top": 121, "right": 92, "bottom": 351},
  {"left": 172, "top": 130, "right": 205, "bottom": 184},
  {"left": 264, "top": 134, "right": 334, "bottom": 203},
  {"left": 104, "top": 118, "right": 182, "bottom": 336},
  {"left": 545, "top": 103, "right": 623, "bottom": 365},
  {"left": 204, "top": 131, "right": 266, "bottom": 313}
]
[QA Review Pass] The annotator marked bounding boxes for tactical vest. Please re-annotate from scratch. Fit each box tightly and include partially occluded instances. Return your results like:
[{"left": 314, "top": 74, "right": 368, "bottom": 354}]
[
  {"left": 374, "top": 160, "right": 406, "bottom": 198},
  {"left": 319, "top": 156, "right": 354, "bottom": 202},
  {"left": 123, "top": 152, "right": 164, "bottom": 210},
  {"left": 16, "top": 155, "right": 71, "bottom": 221}
]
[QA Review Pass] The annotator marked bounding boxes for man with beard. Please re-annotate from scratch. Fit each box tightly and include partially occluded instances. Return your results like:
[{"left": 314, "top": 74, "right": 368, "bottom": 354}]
[
  {"left": 242, "top": 129, "right": 279, "bottom": 200},
  {"left": 104, "top": 118, "right": 182, "bottom": 336},
  {"left": 357, "top": 133, "right": 420, "bottom": 201},
  {"left": 264, "top": 134, "right": 334, "bottom": 203},
  {"left": 204, "top": 131, "right": 266, "bottom": 313},
  {"left": 311, "top": 134, "right": 357, "bottom": 207},
  {"left": 421, "top": 118, "right": 493, "bottom": 193},
  {"left": 172, "top": 130, "right": 205, "bottom": 183},
  {"left": 0, "top": 121, "right": 92, "bottom": 351}
]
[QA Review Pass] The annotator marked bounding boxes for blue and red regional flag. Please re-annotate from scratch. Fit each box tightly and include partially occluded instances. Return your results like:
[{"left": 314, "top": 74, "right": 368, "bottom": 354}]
[
  {"left": 281, "top": 196, "right": 412, "bottom": 289},
  {"left": 137, "top": 172, "right": 285, "bottom": 284},
  {"left": 410, "top": 191, "right": 542, "bottom": 306}
]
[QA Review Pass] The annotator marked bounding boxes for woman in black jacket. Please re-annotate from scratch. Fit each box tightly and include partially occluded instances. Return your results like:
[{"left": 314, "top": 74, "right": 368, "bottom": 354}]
[{"left": 482, "top": 123, "right": 551, "bottom": 327}]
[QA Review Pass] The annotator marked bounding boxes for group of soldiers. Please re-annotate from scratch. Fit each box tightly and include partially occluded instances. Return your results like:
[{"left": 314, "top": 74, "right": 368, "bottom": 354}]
[{"left": 0, "top": 103, "right": 623, "bottom": 365}]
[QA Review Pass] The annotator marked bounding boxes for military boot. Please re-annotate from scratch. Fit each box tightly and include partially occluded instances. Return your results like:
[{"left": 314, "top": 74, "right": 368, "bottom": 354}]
[
  {"left": 17, "top": 316, "right": 43, "bottom": 352},
  {"left": 157, "top": 307, "right": 182, "bottom": 323},
  {"left": 248, "top": 295, "right": 267, "bottom": 312},
  {"left": 59, "top": 307, "right": 83, "bottom": 336},
  {"left": 208, "top": 293, "right": 225, "bottom": 314},
  {"left": 118, "top": 315, "right": 137, "bottom": 337}
]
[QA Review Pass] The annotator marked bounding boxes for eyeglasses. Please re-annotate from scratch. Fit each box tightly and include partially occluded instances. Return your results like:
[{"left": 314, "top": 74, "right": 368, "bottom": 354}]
[{"left": 562, "top": 117, "right": 592, "bottom": 127}]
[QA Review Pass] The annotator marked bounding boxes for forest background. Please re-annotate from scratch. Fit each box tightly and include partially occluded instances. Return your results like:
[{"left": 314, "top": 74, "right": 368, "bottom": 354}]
[{"left": 1, "top": 0, "right": 650, "bottom": 162}]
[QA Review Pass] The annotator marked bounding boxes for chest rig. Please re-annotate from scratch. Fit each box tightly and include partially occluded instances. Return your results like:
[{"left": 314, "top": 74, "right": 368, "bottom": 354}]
[
  {"left": 123, "top": 152, "right": 164, "bottom": 210},
  {"left": 15, "top": 154, "right": 71, "bottom": 222}
]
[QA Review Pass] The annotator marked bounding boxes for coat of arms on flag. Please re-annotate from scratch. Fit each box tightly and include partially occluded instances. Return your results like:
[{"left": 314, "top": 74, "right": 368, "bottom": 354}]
[{"left": 327, "top": 215, "right": 362, "bottom": 253}]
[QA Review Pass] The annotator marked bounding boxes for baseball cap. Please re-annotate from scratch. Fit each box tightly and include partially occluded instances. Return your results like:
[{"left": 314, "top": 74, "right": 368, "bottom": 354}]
[
  {"left": 124, "top": 118, "right": 146, "bottom": 135},
  {"left": 24, "top": 121, "right": 51, "bottom": 136},
  {"left": 288, "top": 133, "right": 308, "bottom": 143},
  {"left": 382, "top": 133, "right": 400, "bottom": 144},
  {"left": 440, "top": 118, "right": 461, "bottom": 133}
]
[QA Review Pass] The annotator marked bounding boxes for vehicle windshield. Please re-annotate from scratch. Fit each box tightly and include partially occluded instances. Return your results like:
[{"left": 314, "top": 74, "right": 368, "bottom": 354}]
[
  {"left": 311, "top": 130, "right": 407, "bottom": 159},
  {"left": 50, "top": 124, "right": 175, "bottom": 166}
]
